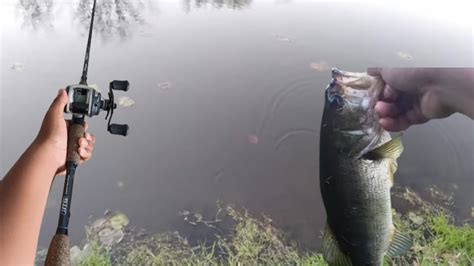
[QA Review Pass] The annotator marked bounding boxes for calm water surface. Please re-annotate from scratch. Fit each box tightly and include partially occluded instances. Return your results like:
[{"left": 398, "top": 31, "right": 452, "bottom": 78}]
[{"left": 1, "top": 0, "right": 473, "bottom": 250}]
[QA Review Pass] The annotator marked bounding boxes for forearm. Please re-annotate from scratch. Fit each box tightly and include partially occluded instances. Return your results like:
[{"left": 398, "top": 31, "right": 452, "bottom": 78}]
[{"left": 0, "top": 140, "right": 58, "bottom": 265}]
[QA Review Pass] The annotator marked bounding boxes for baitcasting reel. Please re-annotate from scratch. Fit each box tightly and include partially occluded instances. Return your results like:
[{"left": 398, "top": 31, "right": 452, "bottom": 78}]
[{"left": 64, "top": 80, "right": 130, "bottom": 136}]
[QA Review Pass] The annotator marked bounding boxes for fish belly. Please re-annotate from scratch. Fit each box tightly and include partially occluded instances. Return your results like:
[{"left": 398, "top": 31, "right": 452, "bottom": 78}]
[{"left": 321, "top": 158, "right": 393, "bottom": 265}]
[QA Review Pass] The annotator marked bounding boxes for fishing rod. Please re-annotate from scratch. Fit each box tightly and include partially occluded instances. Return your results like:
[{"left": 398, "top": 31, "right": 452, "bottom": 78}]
[{"left": 45, "top": 0, "right": 130, "bottom": 264}]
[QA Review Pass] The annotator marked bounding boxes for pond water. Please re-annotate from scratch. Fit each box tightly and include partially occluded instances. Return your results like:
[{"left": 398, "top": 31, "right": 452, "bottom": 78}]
[{"left": 1, "top": 0, "right": 473, "bottom": 251}]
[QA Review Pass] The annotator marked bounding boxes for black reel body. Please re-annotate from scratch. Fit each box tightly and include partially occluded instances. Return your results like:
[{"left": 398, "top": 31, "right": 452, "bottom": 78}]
[
  {"left": 64, "top": 80, "right": 130, "bottom": 136},
  {"left": 65, "top": 84, "right": 102, "bottom": 117}
]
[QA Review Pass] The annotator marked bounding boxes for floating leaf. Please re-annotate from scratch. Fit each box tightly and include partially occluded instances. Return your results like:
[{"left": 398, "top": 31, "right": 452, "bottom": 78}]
[
  {"left": 429, "top": 185, "right": 454, "bottom": 206},
  {"left": 98, "top": 228, "right": 124, "bottom": 246},
  {"left": 273, "top": 34, "right": 291, "bottom": 42},
  {"left": 397, "top": 51, "right": 414, "bottom": 61},
  {"left": 194, "top": 213, "right": 203, "bottom": 222},
  {"left": 408, "top": 211, "right": 424, "bottom": 225},
  {"left": 11, "top": 62, "right": 25, "bottom": 71},
  {"left": 90, "top": 217, "right": 107, "bottom": 231},
  {"left": 179, "top": 210, "right": 190, "bottom": 216},
  {"left": 70, "top": 245, "right": 82, "bottom": 262},
  {"left": 117, "top": 181, "right": 125, "bottom": 189},
  {"left": 117, "top": 96, "right": 135, "bottom": 107},
  {"left": 309, "top": 61, "right": 330, "bottom": 72},
  {"left": 248, "top": 134, "right": 259, "bottom": 144},
  {"left": 109, "top": 212, "right": 129, "bottom": 230},
  {"left": 70, "top": 244, "right": 92, "bottom": 265},
  {"left": 157, "top": 82, "right": 172, "bottom": 91}
]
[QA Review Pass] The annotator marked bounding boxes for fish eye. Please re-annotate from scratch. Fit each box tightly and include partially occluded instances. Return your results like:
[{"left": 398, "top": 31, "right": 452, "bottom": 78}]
[
  {"left": 326, "top": 81, "right": 345, "bottom": 111},
  {"left": 329, "top": 94, "right": 344, "bottom": 110}
]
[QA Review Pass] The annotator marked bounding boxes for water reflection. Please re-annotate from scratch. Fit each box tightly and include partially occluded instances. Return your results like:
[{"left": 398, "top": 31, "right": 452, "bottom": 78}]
[
  {"left": 16, "top": 0, "right": 54, "bottom": 30},
  {"left": 183, "top": 0, "right": 252, "bottom": 11},
  {"left": 74, "top": 0, "right": 147, "bottom": 41}
]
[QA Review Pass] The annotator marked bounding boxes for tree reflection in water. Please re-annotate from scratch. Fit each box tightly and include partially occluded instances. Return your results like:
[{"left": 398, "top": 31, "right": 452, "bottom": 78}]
[
  {"left": 183, "top": 0, "right": 252, "bottom": 12},
  {"left": 16, "top": 0, "right": 54, "bottom": 30},
  {"left": 75, "top": 0, "right": 147, "bottom": 41}
]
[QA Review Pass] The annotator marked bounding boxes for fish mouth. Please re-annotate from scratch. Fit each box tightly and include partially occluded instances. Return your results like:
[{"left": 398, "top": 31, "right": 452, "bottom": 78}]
[{"left": 327, "top": 67, "right": 382, "bottom": 110}]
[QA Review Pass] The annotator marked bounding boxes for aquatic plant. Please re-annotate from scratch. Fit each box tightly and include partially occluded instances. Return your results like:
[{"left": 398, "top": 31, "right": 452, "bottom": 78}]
[{"left": 76, "top": 242, "right": 110, "bottom": 266}]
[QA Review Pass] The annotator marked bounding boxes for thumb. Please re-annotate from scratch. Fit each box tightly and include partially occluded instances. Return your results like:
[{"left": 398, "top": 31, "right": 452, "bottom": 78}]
[{"left": 48, "top": 89, "right": 68, "bottom": 117}]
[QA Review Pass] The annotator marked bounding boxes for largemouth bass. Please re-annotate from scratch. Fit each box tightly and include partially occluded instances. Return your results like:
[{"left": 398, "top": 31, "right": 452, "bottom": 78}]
[{"left": 319, "top": 68, "right": 411, "bottom": 266}]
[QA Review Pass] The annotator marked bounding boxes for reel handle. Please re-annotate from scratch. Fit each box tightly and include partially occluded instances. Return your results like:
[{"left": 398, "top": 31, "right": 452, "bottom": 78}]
[
  {"left": 109, "top": 123, "right": 129, "bottom": 136},
  {"left": 110, "top": 80, "right": 129, "bottom": 91}
]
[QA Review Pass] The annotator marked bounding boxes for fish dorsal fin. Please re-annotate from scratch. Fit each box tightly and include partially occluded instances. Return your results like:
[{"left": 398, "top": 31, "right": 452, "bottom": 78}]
[
  {"left": 322, "top": 223, "right": 352, "bottom": 266},
  {"left": 386, "top": 229, "right": 412, "bottom": 257},
  {"left": 364, "top": 135, "right": 404, "bottom": 160}
]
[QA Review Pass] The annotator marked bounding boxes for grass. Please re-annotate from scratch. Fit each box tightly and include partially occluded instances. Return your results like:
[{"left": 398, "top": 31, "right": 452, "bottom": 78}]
[
  {"left": 37, "top": 188, "right": 473, "bottom": 266},
  {"left": 118, "top": 205, "right": 326, "bottom": 265},
  {"left": 388, "top": 188, "right": 474, "bottom": 265},
  {"left": 77, "top": 242, "right": 110, "bottom": 266}
]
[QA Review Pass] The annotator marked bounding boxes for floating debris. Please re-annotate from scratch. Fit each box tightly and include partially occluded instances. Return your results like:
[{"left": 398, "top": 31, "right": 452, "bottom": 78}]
[
  {"left": 157, "top": 81, "right": 172, "bottom": 91},
  {"left": 397, "top": 51, "right": 414, "bottom": 61},
  {"left": 429, "top": 185, "right": 454, "bottom": 206},
  {"left": 117, "top": 96, "right": 135, "bottom": 107},
  {"left": 117, "top": 181, "right": 125, "bottom": 189},
  {"left": 408, "top": 211, "right": 424, "bottom": 225},
  {"left": 273, "top": 34, "right": 291, "bottom": 42},
  {"left": 179, "top": 210, "right": 190, "bottom": 216},
  {"left": 109, "top": 212, "right": 130, "bottom": 230},
  {"left": 70, "top": 244, "right": 93, "bottom": 265},
  {"left": 309, "top": 61, "right": 330, "bottom": 72},
  {"left": 86, "top": 211, "right": 129, "bottom": 247},
  {"left": 10, "top": 62, "right": 25, "bottom": 71},
  {"left": 98, "top": 228, "right": 125, "bottom": 247},
  {"left": 90, "top": 217, "right": 107, "bottom": 230},
  {"left": 213, "top": 168, "right": 225, "bottom": 183},
  {"left": 248, "top": 134, "right": 259, "bottom": 144}
]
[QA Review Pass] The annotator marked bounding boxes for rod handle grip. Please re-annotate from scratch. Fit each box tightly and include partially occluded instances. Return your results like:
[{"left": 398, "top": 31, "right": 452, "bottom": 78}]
[
  {"left": 45, "top": 234, "right": 71, "bottom": 266},
  {"left": 66, "top": 122, "right": 85, "bottom": 163}
]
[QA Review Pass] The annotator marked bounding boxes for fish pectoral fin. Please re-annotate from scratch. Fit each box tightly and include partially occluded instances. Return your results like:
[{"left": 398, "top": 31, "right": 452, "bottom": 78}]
[
  {"left": 364, "top": 135, "right": 404, "bottom": 160},
  {"left": 386, "top": 229, "right": 412, "bottom": 257},
  {"left": 322, "top": 223, "right": 352, "bottom": 266}
]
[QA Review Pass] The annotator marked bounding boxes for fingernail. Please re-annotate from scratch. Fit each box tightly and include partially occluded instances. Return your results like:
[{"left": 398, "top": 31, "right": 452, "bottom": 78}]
[{"left": 57, "top": 89, "right": 62, "bottom": 96}]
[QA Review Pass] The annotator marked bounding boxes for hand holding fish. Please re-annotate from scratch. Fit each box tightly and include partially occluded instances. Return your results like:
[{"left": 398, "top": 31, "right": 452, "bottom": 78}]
[{"left": 368, "top": 68, "right": 474, "bottom": 131}]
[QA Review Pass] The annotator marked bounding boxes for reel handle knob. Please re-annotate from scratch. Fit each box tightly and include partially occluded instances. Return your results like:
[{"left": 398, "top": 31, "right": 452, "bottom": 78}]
[
  {"left": 108, "top": 123, "right": 129, "bottom": 136},
  {"left": 110, "top": 80, "right": 129, "bottom": 91}
]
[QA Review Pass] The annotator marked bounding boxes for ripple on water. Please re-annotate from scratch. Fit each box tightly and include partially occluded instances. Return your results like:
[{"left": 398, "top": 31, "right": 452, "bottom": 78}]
[{"left": 255, "top": 75, "right": 317, "bottom": 140}]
